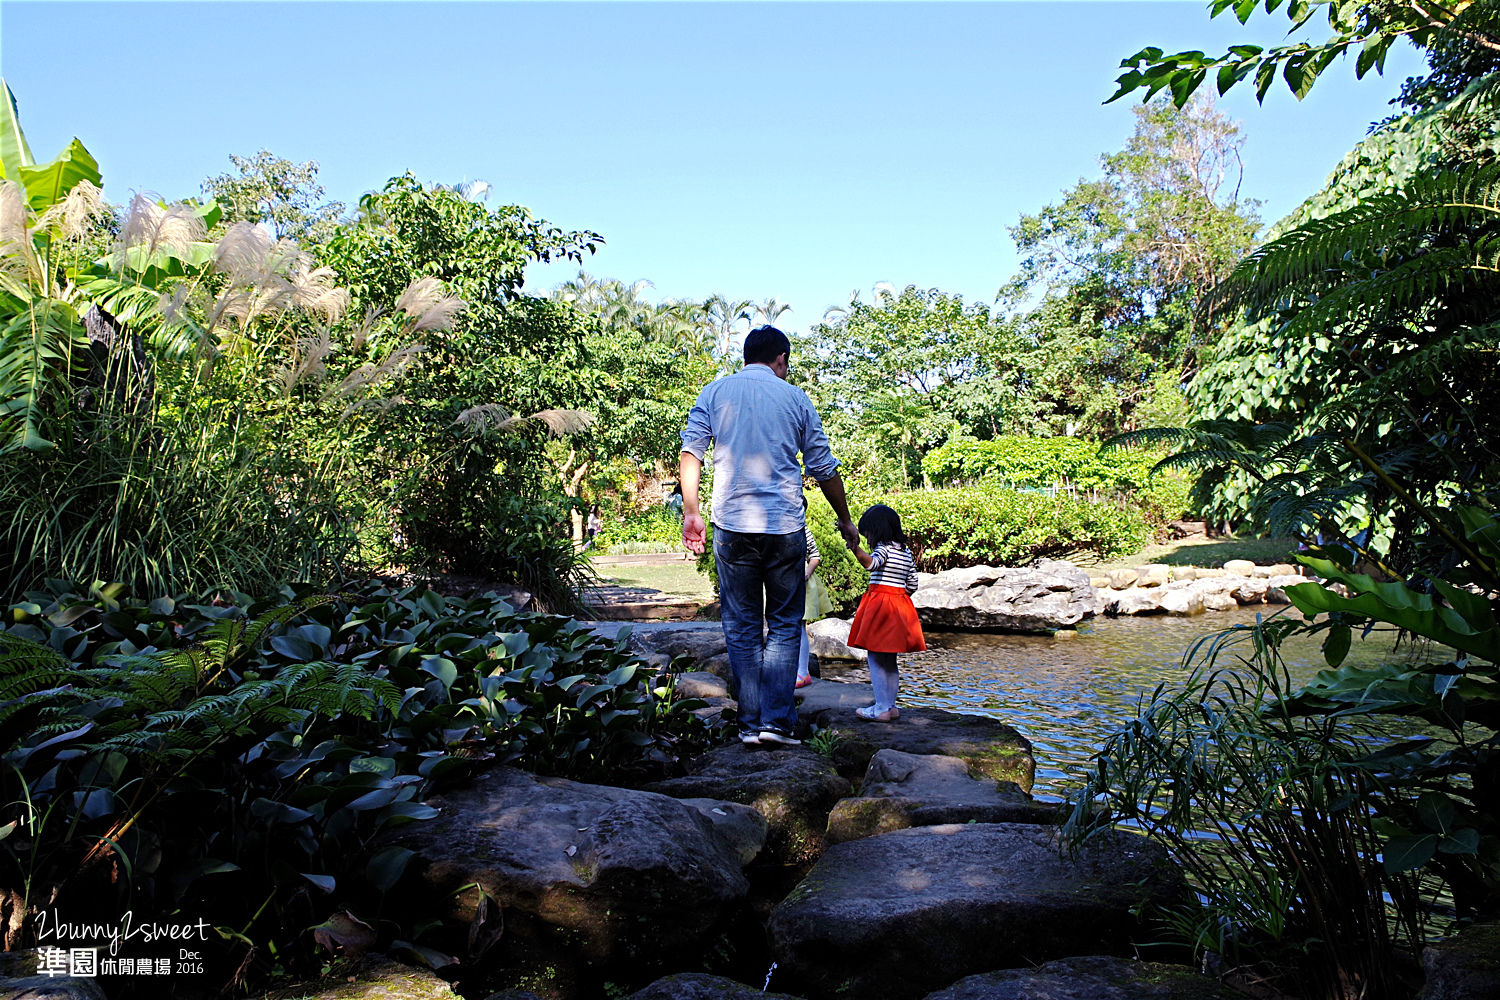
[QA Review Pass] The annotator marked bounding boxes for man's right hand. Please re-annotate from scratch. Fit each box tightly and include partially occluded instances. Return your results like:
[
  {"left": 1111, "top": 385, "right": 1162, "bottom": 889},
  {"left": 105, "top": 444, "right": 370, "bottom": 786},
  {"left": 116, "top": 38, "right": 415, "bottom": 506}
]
[
  {"left": 683, "top": 512, "right": 707, "bottom": 554},
  {"left": 837, "top": 518, "right": 859, "bottom": 549}
]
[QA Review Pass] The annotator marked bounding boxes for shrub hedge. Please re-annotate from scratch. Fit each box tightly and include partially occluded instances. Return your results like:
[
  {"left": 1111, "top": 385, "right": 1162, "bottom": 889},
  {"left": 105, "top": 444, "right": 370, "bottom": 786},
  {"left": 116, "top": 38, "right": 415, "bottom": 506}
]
[{"left": 921, "top": 435, "right": 1195, "bottom": 529}]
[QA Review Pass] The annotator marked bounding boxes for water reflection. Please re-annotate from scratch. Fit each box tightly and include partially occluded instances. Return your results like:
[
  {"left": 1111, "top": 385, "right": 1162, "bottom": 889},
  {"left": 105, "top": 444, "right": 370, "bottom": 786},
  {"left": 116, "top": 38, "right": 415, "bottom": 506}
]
[{"left": 823, "top": 606, "right": 1426, "bottom": 802}]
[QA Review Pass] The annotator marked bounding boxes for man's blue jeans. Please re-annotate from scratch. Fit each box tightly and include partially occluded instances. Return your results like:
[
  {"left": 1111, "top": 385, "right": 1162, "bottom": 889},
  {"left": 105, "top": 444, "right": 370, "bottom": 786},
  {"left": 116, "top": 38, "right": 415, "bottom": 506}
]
[{"left": 713, "top": 526, "right": 806, "bottom": 737}]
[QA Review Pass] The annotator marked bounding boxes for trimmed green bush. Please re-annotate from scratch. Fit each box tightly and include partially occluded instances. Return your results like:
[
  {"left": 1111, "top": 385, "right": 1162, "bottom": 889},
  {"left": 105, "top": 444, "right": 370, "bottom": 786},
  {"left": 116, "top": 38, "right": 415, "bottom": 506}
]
[
  {"left": 597, "top": 505, "right": 685, "bottom": 552},
  {"left": 921, "top": 435, "right": 1195, "bottom": 529}
]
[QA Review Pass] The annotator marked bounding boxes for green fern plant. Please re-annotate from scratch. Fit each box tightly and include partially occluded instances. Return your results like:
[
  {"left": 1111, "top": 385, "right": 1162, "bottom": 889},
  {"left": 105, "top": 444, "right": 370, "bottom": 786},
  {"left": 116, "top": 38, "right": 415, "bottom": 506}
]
[{"left": 1107, "top": 72, "right": 1500, "bottom": 568}]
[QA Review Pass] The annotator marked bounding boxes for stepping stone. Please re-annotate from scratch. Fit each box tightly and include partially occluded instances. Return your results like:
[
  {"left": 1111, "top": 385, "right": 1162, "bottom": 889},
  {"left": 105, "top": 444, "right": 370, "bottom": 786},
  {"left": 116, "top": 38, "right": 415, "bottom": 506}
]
[
  {"left": 801, "top": 689, "right": 1036, "bottom": 793},
  {"left": 380, "top": 767, "right": 762, "bottom": 961},
  {"left": 767, "top": 823, "right": 1186, "bottom": 1000},
  {"left": 584, "top": 584, "right": 702, "bottom": 621},
  {"left": 643, "top": 744, "right": 852, "bottom": 865},
  {"left": 926, "top": 955, "right": 1247, "bottom": 999},
  {"left": 628, "top": 973, "right": 806, "bottom": 999},
  {"left": 827, "top": 749, "right": 1059, "bottom": 844}
]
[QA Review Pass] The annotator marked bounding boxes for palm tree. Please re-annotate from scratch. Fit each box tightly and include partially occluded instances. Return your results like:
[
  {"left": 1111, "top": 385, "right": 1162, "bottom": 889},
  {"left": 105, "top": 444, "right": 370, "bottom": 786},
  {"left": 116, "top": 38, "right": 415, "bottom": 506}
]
[
  {"left": 755, "top": 297, "right": 792, "bottom": 326},
  {"left": 704, "top": 294, "right": 752, "bottom": 370}
]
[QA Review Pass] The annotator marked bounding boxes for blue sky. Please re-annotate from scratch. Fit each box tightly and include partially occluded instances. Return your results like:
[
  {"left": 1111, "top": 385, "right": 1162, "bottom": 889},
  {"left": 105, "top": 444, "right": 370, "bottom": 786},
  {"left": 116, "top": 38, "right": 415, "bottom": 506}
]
[{"left": 1, "top": 1, "right": 1423, "bottom": 332}]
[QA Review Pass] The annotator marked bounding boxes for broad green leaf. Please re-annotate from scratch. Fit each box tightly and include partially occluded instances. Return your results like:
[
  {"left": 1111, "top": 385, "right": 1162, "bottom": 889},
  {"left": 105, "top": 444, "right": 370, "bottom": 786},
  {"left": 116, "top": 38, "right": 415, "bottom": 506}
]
[
  {"left": 105, "top": 241, "right": 216, "bottom": 277},
  {"left": 0, "top": 79, "right": 34, "bottom": 180},
  {"left": 420, "top": 655, "right": 458, "bottom": 688},
  {"left": 367, "top": 845, "right": 415, "bottom": 892},
  {"left": 1323, "top": 622, "right": 1351, "bottom": 667},
  {"left": 1382, "top": 833, "right": 1436, "bottom": 873},
  {"left": 345, "top": 786, "right": 401, "bottom": 811},
  {"left": 249, "top": 797, "right": 314, "bottom": 826},
  {"left": 1437, "top": 828, "right": 1480, "bottom": 855},
  {"left": 301, "top": 872, "right": 336, "bottom": 893},
  {"left": 18, "top": 138, "right": 101, "bottom": 213},
  {"left": 270, "top": 635, "right": 322, "bottom": 661},
  {"left": 1416, "top": 792, "right": 1458, "bottom": 836},
  {"left": 1286, "top": 562, "right": 1500, "bottom": 663}
]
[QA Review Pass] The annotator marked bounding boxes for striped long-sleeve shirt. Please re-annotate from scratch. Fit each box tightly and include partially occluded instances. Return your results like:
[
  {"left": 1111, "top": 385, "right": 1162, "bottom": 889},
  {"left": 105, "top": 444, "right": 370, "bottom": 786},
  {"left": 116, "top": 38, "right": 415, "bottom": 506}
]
[
  {"left": 868, "top": 543, "right": 919, "bottom": 594},
  {"left": 804, "top": 525, "right": 820, "bottom": 562}
]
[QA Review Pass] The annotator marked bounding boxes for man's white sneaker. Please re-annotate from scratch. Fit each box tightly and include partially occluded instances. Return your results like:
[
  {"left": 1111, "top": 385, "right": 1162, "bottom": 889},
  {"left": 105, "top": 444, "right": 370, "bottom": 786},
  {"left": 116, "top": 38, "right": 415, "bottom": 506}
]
[
  {"left": 757, "top": 730, "right": 801, "bottom": 746},
  {"left": 739, "top": 732, "right": 762, "bottom": 745}
]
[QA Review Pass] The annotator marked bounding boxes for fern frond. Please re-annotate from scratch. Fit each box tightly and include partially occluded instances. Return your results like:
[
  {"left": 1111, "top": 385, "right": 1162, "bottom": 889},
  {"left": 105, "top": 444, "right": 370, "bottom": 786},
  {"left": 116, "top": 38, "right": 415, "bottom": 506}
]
[
  {"left": 1226, "top": 164, "right": 1500, "bottom": 310},
  {"left": 1255, "top": 482, "right": 1374, "bottom": 538},
  {"left": 1256, "top": 241, "right": 1500, "bottom": 339},
  {"left": 0, "top": 630, "right": 73, "bottom": 675}
]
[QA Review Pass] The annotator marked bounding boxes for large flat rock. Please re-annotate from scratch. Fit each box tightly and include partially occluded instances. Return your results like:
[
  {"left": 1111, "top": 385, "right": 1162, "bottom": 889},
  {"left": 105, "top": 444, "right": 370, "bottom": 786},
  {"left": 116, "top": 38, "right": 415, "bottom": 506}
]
[
  {"left": 767, "top": 823, "right": 1186, "bottom": 1000},
  {"left": 926, "top": 955, "right": 1247, "bottom": 1000},
  {"left": 262, "top": 957, "right": 461, "bottom": 1000},
  {"left": 911, "top": 560, "right": 1095, "bottom": 632},
  {"left": 827, "top": 749, "right": 1058, "bottom": 844},
  {"left": 628, "top": 973, "right": 806, "bottom": 999},
  {"left": 643, "top": 744, "right": 852, "bottom": 865},
  {"left": 381, "top": 767, "right": 762, "bottom": 960},
  {"left": 800, "top": 692, "right": 1036, "bottom": 793}
]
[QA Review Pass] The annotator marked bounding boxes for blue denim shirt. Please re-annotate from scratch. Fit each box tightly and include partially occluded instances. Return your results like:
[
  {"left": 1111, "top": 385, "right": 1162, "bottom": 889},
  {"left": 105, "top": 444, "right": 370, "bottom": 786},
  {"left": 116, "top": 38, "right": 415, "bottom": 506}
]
[{"left": 680, "top": 364, "right": 840, "bottom": 534}]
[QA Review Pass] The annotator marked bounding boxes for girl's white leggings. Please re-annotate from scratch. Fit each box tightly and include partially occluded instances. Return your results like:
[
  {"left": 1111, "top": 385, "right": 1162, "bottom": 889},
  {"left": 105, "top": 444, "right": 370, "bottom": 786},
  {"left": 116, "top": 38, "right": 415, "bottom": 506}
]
[{"left": 867, "top": 651, "right": 899, "bottom": 711}]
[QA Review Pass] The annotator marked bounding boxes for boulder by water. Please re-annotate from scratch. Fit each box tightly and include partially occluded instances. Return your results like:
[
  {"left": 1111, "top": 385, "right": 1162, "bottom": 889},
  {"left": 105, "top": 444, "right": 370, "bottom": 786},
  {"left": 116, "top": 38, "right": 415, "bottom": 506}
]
[
  {"left": 1422, "top": 921, "right": 1500, "bottom": 1000},
  {"left": 911, "top": 560, "right": 1095, "bottom": 632},
  {"left": 264, "top": 957, "right": 464, "bottom": 1000},
  {"left": 380, "top": 766, "right": 761, "bottom": 960},
  {"left": 767, "top": 822, "right": 1187, "bottom": 1000}
]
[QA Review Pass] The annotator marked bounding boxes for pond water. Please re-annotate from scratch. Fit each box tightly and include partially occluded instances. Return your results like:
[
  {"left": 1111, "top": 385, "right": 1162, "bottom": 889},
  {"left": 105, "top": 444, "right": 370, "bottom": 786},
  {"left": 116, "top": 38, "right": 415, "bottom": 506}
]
[{"left": 821, "top": 606, "right": 1431, "bottom": 803}]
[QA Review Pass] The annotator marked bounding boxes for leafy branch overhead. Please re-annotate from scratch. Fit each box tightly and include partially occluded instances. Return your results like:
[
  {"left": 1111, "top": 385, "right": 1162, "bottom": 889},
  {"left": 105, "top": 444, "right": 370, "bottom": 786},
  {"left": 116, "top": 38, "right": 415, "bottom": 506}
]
[{"left": 1109, "top": 0, "right": 1499, "bottom": 107}]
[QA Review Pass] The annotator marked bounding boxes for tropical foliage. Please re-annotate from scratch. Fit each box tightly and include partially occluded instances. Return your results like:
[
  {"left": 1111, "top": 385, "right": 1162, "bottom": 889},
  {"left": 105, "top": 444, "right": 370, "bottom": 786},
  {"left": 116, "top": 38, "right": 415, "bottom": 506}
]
[
  {"left": 0, "top": 580, "right": 713, "bottom": 989},
  {"left": 1065, "top": 506, "right": 1500, "bottom": 999},
  {"left": 1066, "top": 6, "right": 1500, "bottom": 997}
]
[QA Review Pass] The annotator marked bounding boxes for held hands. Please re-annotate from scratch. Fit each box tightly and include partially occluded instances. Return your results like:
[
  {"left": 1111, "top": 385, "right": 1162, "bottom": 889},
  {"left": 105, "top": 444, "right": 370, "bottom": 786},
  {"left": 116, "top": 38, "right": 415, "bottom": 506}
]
[
  {"left": 682, "top": 512, "right": 707, "bottom": 554},
  {"left": 837, "top": 518, "right": 859, "bottom": 550}
]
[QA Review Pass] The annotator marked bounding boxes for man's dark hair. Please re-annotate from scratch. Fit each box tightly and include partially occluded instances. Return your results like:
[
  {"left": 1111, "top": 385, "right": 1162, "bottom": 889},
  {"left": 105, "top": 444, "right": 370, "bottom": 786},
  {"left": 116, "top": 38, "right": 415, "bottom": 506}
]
[
  {"left": 858, "top": 504, "right": 908, "bottom": 547},
  {"left": 743, "top": 325, "right": 791, "bottom": 365}
]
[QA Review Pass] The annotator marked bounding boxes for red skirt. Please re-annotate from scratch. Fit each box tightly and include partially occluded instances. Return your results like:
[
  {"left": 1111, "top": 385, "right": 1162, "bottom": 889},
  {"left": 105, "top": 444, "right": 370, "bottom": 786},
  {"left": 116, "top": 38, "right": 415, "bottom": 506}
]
[{"left": 847, "top": 585, "right": 926, "bottom": 654}]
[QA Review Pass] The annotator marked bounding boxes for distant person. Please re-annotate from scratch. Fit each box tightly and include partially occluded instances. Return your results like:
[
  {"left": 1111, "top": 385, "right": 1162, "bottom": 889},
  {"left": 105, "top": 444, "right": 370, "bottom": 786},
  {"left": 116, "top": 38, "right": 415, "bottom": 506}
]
[
  {"left": 679, "top": 325, "right": 858, "bottom": 746},
  {"left": 584, "top": 504, "right": 602, "bottom": 549},
  {"left": 845, "top": 503, "right": 925, "bottom": 722},
  {"left": 797, "top": 497, "right": 834, "bottom": 689},
  {"left": 665, "top": 484, "right": 684, "bottom": 518}
]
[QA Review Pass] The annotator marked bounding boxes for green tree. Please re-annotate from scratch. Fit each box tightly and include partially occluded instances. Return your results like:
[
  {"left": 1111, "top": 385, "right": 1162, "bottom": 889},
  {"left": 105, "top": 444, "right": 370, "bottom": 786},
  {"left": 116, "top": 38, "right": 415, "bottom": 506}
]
[
  {"left": 1007, "top": 95, "right": 1261, "bottom": 378},
  {"left": 1107, "top": 0, "right": 1498, "bottom": 107},
  {"left": 319, "top": 174, "right": 602, "bottom": 606},
  {"left": 202, "top": 150, "right": 344, "bottom": 242},
  {"left": 1122, "top": 10, "right": 1500, "bottom": 563},
  {"left": 799, "top": 285, "right": 1015, "bottom": 486}
]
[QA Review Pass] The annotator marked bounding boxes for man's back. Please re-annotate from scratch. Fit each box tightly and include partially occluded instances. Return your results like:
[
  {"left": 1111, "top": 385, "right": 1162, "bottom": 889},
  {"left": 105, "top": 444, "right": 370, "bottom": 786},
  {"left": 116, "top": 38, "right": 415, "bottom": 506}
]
[{"left": 681, "top": 365, "right": 837, "bottom": 535}]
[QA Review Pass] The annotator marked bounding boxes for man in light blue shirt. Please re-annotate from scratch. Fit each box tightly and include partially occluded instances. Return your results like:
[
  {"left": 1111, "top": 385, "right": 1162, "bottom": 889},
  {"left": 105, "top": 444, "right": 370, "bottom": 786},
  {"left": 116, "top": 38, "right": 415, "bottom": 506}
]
[{"left": 680, "top": 326, "right": 857, "bottom": 746}]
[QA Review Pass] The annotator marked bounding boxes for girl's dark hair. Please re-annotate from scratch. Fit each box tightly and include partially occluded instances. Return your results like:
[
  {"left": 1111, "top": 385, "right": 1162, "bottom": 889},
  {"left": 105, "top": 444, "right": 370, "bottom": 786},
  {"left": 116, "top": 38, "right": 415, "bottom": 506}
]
[{"left": 858, "top": 504, "right": 906, "bottom": 547}]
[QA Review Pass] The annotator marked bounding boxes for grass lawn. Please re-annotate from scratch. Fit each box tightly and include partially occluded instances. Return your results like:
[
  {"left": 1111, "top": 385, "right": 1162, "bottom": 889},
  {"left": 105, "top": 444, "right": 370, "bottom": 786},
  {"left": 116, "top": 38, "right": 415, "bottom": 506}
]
[
  {"left": 590, "top": 559, "right": 716, "bottom": 600},
  {"left": 1076, "top": 535, "right": 1299, "bottom": 574}
]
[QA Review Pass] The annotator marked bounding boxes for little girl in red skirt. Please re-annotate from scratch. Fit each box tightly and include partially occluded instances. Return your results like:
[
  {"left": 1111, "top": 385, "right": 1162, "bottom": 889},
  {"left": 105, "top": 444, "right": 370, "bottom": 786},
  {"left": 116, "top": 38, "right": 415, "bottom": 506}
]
[{"left": 845, "top": 504, "right": 924, "bottom": 721}]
